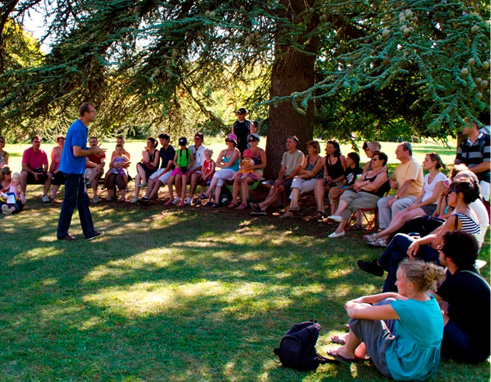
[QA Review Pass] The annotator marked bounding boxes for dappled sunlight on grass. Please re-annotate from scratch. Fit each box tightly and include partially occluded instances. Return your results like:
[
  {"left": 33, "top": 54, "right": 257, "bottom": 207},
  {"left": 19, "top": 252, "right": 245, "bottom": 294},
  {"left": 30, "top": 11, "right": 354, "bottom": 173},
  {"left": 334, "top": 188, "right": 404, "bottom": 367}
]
[
  {"left": 8, "top": 247, "right": 64, "bottom": 265},
  {"left": 1, "top": 188, "right": 489, "bottom": 381}
]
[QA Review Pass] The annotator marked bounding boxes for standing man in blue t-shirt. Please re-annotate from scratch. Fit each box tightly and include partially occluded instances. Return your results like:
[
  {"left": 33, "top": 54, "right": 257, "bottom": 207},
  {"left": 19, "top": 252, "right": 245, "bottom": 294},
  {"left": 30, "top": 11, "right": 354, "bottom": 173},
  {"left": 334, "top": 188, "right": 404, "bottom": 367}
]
[{"left": 57, "top": 103, "right": 106, "bottom": 241}]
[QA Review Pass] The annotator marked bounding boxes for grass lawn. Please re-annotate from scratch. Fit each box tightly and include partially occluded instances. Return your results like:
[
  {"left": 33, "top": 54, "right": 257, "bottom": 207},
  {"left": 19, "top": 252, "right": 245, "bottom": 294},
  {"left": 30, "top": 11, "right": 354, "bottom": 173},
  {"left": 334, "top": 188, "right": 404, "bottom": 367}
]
[{"left": 1, "top": 140, "right": 490, "bottom": 381}]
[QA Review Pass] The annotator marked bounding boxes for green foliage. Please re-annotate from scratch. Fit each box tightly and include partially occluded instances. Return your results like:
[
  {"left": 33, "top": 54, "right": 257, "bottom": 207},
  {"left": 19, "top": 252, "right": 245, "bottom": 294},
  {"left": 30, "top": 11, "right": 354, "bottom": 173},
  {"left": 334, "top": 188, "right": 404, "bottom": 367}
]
[{"left": 0, "top": 0, "right": 489, "bottom": 142}]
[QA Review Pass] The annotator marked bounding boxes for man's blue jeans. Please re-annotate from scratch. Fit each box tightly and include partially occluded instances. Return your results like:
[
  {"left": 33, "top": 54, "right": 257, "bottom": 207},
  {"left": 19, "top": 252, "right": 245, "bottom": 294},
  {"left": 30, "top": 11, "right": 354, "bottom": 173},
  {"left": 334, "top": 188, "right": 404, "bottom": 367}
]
[
  {"left": 378, "top": 234, "right": 439, "bottom": 292},
  {"left": 57, "top": 173, "right": 95, "bottom": 239}
]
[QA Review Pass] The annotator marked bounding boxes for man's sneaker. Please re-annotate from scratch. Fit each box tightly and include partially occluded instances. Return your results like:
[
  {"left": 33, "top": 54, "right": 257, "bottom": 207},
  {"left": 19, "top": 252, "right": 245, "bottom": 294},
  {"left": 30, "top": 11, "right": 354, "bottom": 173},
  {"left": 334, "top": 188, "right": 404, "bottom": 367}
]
[
  {"left": 2, "top": 204, "right": 12, "bottom": 215},
  {"left": 92, "top": 196, "right": 100, "bottom": 204},
  {"left": 357, "top": 259, "right": 384, "bottom": 277},
  {"left": 172, "top": 197, "right": 181, "bottom": 205},
  {"left": 87, "top": 231, "right": 105, "bottom": 241},
  {"left": 42, "top": 195, "right": 51, "bottom": 203},
  {"left": 185, "top": 197, "right": 192, "bottom": 206},
  {"left": 57, "top": 233, "right": 78, "bottom": 241},
  {"left": 138, "top": 181, "right": 147, "bottom": 188},
  {"left": 130, "top": 196, "right": 138, "bottom": 204}
]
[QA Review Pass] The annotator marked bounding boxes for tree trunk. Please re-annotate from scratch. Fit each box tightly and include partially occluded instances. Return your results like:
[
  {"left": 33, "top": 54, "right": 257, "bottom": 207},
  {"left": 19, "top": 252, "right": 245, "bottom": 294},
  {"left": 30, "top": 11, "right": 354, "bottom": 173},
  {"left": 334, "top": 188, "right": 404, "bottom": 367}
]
[{"left": 265, "top": 0, "right": 318, "bottom": 179}]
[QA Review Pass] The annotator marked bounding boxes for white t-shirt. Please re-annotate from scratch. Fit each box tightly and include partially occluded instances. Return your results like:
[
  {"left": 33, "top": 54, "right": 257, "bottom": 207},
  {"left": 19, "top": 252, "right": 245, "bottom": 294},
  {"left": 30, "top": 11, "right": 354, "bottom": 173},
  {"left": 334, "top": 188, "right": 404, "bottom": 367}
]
[
  {"left": 189, "top": 144, "right": 206, "bottom": 171},
  {"left": 422, "top": 172, "right": 447, "bottom": 203},
  {"left": 470, "top": 198, "right": 489, "bottom": 249}
]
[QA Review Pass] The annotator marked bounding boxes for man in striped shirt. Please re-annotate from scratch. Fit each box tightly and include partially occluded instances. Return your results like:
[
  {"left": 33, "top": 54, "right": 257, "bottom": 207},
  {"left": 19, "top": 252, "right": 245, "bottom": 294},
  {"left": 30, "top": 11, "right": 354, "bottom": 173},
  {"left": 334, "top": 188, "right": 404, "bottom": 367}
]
[{"left": 455, "top": 119, "right": 490, "bottom": 201}]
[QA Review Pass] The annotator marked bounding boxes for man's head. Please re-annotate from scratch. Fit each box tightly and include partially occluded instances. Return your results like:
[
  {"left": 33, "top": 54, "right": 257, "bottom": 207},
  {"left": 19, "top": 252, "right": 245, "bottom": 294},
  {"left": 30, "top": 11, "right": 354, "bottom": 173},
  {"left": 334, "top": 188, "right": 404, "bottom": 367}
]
[
  {"left": 89, "top": 137, "right": 98, "bottom": 147},
  {"left": 236, "top": 108, "right": 247, "bottom": 122},
  {"left": 286, "top": 136, "right": 299, "bottom": 150},
  {"left": 462, "top": 118, "right": 479, "bottom": 137},
  {"left": 79, "top": 103, "right": 96, "bottom": 124},
  {"left": 116, "top": 136, "right": 125, "bottom": 146},
  {"left": 395, "top": 142, "right": 412, "bottom": 162},
  {"left": 194, "top": 132, "right": 204, "bottom": 147},
  {"left": 31, "top": 135, "right": 42, "bottom": 150},
  {"left": 159, "top": 133, "right": 170, "bottom": 147},
  {"left": 439, "top": 231, "right": 479, "bottom": 269}
]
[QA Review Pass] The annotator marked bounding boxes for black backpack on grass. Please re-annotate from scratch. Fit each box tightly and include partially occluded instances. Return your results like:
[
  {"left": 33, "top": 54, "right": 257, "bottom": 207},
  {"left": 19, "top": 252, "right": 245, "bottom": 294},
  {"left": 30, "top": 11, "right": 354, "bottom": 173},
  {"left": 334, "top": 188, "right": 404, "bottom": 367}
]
[{"left": 273, "top": 320, "right": 338, "bottom": 371}]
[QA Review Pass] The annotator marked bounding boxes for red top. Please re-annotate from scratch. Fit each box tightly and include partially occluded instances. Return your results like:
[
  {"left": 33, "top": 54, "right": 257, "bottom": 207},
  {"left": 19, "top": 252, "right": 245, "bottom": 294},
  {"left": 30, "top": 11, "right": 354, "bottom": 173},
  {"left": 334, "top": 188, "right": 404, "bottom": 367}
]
[{"left": 22, "top": 147, "right": 48, "bottom": 169}]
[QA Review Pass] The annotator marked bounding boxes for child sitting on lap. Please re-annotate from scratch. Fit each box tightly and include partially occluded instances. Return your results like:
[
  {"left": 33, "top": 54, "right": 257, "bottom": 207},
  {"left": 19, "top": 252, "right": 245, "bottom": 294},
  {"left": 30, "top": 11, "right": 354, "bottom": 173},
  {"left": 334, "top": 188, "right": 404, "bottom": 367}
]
[
  {"left": 233, "top": 149, "right": 259, "bottom": 181},
  {"left": 2, "top": 172, "right": 26, "bottom": 215}
]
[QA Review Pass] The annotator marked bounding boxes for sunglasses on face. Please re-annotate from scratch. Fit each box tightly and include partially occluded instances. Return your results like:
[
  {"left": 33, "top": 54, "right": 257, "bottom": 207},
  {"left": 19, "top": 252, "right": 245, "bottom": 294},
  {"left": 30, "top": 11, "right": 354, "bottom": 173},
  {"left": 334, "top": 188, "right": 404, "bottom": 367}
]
[{"left": 248, "top": 139, "right": 256, "bottom": 142}]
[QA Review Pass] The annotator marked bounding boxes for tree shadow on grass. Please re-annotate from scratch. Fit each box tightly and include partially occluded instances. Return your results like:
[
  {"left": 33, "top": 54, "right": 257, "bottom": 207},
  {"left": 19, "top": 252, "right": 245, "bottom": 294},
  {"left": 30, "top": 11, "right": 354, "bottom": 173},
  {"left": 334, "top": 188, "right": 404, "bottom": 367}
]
[{"left": 1, "top": 194, "right": 489, "bottom": 381}]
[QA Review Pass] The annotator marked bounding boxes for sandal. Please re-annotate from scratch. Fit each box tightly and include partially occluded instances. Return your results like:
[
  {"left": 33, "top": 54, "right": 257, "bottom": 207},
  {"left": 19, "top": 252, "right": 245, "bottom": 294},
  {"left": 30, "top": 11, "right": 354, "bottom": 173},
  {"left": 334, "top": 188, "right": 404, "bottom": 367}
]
[
  {"left": 347, "top": 224, "right": 363, "bottom": 231},
  {"left": 249, "top": 202, "right": 260, "bottom": 212},
  {"left": 211, "top": 203, "right": 219, "bottom": 208},
  {"left": 279, "top": 211, "right": 293, "bottom": 219},
  {"left": 204, "top": 201, "right": 214, "bottom": 207},
  {"left": 236, "top": 203, "right": 247, "bottom": 210},
  {"left": 288, "top": 206, "right": 300, "bottom": 211},
  {"left": 198, "top": 193, "right": 208, "bottom": 200},
  {"left": 327, "top": 349, "right": 356, "bottom": 363},
  {"left": 312, "top": 211, "right": 326, "bottom": 221},
  {"left": 363, "top": 234, "right": 377, "bottom": 244},
  {"left": 228, "top": 202, "right": 237, "bottom": 209}
]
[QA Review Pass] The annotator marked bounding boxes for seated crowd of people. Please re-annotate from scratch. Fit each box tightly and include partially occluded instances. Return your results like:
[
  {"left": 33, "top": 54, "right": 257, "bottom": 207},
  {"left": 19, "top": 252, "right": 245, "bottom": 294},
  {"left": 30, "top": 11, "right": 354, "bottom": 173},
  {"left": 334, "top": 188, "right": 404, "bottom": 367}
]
[{"left": 0, "top": 115, "right": 490, "bottom": 377}]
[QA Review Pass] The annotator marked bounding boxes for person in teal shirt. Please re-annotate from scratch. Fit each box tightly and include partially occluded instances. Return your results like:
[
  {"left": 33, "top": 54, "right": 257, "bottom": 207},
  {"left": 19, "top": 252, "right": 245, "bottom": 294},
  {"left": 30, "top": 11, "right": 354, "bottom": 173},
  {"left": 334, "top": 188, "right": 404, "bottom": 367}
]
[{"left": 328, "top": 259, "right": 445, "bottom": 381}]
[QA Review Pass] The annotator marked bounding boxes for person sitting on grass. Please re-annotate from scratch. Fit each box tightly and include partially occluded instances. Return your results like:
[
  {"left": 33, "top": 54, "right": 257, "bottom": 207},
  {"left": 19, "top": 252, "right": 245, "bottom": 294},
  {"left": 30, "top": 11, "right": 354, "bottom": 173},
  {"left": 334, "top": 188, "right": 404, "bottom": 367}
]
[
  {"left": 432, "top": 230, "right": 490, "bottom": 364},
  {"left": 250, "top": 136, "right": 304, "bottom": 215},
  {"left": 198, "top": 134, "right": 240, "bottom": 208},
  {"left": 364, "top": 153, "right": 446, "bottom": 247},
  {"left": 165, "top": 137, "right": 194, "bottom": 206},
  {"left": 327, "top": 152, "right": 363, "bottom": 224},
  {"left": 328, "top": 259, "right": 445, "bottom": 382},
  {"left": 327, "top": 152, "right": 388, "bottom": 238},
  {"left": 230, "top": 133, "right": 266, "bottom": 210},
  {"left": 106, "top": 144, "right": 130, "bottom": 201},
  {"left": 280, "top": 140, "right": 324, "bottom": 218},
  {"left": 357, "top": 178, "right": 481, "bottom": 292},
  {"left": 1, "top": 172, "right": 26, "bottom": 215}
]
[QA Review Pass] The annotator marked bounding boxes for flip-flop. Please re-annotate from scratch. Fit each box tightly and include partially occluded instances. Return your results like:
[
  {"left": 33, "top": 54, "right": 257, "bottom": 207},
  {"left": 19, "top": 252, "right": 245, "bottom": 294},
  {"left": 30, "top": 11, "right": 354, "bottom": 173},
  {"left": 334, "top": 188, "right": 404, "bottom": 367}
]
[
  {"left": 288, "top": 206, "right": 300, "bottom": 211},
  {"left": 327, "top": 349, "right": 356, "bottom": 363},
  {"left": 330, "top": 335, "right": 346, "bottom": 345}
]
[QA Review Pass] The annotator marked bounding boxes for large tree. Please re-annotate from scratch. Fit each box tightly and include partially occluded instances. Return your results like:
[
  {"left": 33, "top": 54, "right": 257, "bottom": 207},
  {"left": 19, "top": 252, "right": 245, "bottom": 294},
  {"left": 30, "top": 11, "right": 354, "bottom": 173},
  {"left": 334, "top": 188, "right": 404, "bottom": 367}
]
[{"left": 0, "top": 0, "right": 489, "bottom": 177}]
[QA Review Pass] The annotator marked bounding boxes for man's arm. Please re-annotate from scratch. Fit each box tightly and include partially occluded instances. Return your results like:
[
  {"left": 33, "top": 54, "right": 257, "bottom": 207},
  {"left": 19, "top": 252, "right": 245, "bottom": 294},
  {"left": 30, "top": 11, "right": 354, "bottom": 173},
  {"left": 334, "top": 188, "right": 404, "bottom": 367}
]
[
  {"left": 73, "top": 145, "right": 105, "bottom": 157},
  {"left": 469, "top": 161, "right": 491, "bottom": 174},
  {"left": 395, "top": 179, "right": 415, "bottom": 198}
]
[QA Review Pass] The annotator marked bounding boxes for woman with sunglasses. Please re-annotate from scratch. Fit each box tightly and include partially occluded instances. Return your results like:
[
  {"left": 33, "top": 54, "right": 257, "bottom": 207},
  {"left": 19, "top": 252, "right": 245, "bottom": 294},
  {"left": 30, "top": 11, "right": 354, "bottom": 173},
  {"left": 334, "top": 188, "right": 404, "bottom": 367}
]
[
  {"left": 0, "top": 136, "right": 8, "bottom": 168},
  {"left": 327, "top": 152, "right": 388, "bottom": 237},
  {"left": 230, "top": 133, "right": 266, "bottom": 209},
  {"left": 199, "top": 134, "right": 240, "bottom": 208},
  {"left": 358, "top": 177, "right": 481, "bottom": 293}
]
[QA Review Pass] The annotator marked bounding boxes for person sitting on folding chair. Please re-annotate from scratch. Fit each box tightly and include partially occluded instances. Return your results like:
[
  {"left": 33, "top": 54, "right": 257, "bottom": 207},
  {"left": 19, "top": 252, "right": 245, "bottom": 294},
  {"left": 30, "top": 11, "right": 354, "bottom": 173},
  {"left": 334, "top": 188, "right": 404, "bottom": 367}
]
[{"left": 327, "top": 152, "right": 388, "bottom": 238}]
